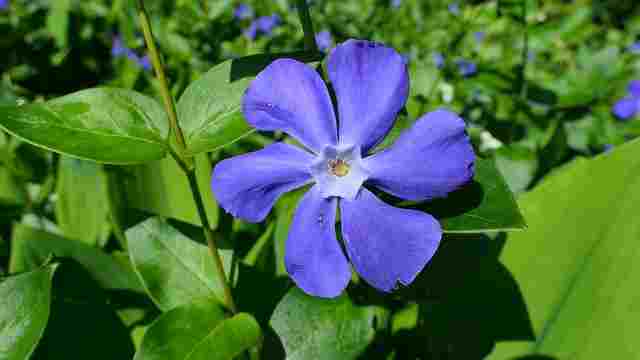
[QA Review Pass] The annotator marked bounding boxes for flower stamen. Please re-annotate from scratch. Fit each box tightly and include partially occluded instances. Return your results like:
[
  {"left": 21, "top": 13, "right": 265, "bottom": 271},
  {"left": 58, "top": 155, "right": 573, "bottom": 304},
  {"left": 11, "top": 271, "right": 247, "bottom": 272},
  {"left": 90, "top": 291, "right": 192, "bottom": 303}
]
[{"left": 328, "top": 159, "right": 350, "bottom": 177}]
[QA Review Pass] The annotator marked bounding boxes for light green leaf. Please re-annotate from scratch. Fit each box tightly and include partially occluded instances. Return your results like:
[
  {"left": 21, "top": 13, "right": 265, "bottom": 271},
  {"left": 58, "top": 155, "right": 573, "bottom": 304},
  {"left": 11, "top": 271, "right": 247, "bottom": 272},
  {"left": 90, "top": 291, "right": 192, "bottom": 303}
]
[
  {"left": 46, "top": 0, "right": 72, "bottom": 48},
  {"left": 494, "top": 146, "right": 539, "bottom": 194},
  {"left": 135, "top": 298, "right": 260, "bottom": 360},
  {"left": 9, "top": 224, "right": 142, "bottom": 292},
  {"left": 270, "top": 288, "right": 378, "bottom": 360},
  {"left": 0, "top": 165, "right": 27, "bottom": 207},
  {"left": 178, "top": 52, "right": 323, "bottom": 155},
  {"left": 488, "top": 138, "right": 640, "bottom": 359},
  {"left": 0, "top": 88, "right": 168, "bottom": 164},
  {"left": 408, "top": 158, "right": 526, "bottom": 233},
  {"left": 55, "top": 156, "right": 111, "bottom": 247},
  {"left": 0, "top": 265, "right": 56, "bottom": 360},
  {"left": 126, "top": 217, "right": 231, "bottom": 312},
  {"left": 123, "top": 154, "right": 218, "bottom": 228}
]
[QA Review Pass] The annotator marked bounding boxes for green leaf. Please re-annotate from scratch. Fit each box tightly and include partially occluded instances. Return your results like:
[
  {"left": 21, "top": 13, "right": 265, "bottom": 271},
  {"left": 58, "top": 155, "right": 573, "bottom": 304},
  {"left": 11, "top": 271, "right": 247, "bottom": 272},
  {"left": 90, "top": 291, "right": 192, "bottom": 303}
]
[
  {"left": 46, "top": 0, "right": 72, "bottom": 48},
  {"left": 185, "top": 313, "right": 261, "bottom": 360},
  {"left": 407, "top": 158, "right": 526, "bottom": 233},
  {"left": 0, "top": 165, "right": 27, "bottom": 207},
  {"left": 270, "top": 288, "right": 378, "bottom": 360},
  {"left": 494, "top": 146, "right": 539, "bottom": 194},
  {"left": 126, "top": 217, "right": 232, "bottom": 312},
  {"left": 123, "top": 154, "right": 218, "bottom": 229},
  {"left": 0, "top": 266, "right": 56, "bottom": 360},
  {"left": 178, "top": 52, "right": 323, "bottom": 155},
  {"left": 0, "top": 88, "right": 168, "bottom": 164},
  {"left": 55, "top": 156, "right": 111, "bottom": 247},
  {"left": 488, "top": 138, "right": 640, "bottom": 359},
  {"left": 9, "top": 224, "right": 142, "bottom": 292}
]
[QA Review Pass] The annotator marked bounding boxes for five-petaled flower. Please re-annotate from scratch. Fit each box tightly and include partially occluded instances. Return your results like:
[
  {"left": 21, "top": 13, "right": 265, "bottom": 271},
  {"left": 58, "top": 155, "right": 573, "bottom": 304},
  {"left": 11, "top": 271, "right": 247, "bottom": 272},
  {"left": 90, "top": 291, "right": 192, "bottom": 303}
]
[{"left": 211, "top": 39, "right": 475, "bottom": 298}]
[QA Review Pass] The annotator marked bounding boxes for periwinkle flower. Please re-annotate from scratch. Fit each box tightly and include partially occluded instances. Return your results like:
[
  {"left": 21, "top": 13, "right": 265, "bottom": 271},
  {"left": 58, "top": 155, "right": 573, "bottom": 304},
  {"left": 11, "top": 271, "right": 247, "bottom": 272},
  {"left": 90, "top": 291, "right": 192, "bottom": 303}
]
[
  {"left": 111, "top": 36, "right": 151, "bottom": 71},
  {"left": 474, "top": 31, "right": 485, "bottom": 43},
  {"left": 111, "top": 36, "right": 128, "bottom": 57},
  {"left": 433, "top": 52, "right": 445, "bottom": 69},
  {"left": 628, "top": 80, "right": 640, "bottom": 98},
  {"left": 612, "top": 79, "right": 640, "bottom": 120},
  {"left": 0, "top": 0, "right": 8, "bottom": 10},
  {"left": 448, "top": 2, "right": 460, "bottom": 15},
  {"left": 211, "top": 40, "right": 475, "bottom": 297},
  {"left": 628, "top": 42, "right": 640, "bottom": 54},
  {"left": 244, "top": 14, "right": 280, "bottom": 40},
  {"left": 391, "top": 0, "right": 402, "bottom": 8},
  {"left": 315, "top": 30, "right": 333, "bottom": 52},
  {"left": 456, "top": 59, "right": 477, "bottom": 77},
  {"left": 234, "top": 3, "right": 253, "bottom": 20},
  {"left": 137, "top": 55, "right": 152, "bottom": 71}
]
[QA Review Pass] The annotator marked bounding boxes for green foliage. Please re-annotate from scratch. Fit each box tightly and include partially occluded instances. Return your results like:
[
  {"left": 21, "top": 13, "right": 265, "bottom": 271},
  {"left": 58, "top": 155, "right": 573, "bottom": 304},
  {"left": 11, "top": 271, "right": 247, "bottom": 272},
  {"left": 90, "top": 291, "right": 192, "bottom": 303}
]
[{"left": 0, "top": 266, "right": 55, "bottom": 360}]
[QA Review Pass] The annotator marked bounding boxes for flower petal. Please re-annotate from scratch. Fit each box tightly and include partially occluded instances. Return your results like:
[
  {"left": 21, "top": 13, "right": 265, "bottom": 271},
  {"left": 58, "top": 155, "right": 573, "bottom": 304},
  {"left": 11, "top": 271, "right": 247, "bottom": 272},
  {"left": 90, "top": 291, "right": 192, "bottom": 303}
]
[
  {"left": 328, "top": 39, "right": 409, "bottom": 153},
  {"left": 285, "top": 186, "right": 351, "bottom": 298},
  {"left": 242, "top": 59, "right": 337, "bottom": 152},
  {"left": 211, "top": 142, "right": 312, "bottom": 223},
  {"left": 364, "top": 109, "right": 475, "bottom": 201},
  {"left": 340, "top": 188, "right": 441, "bottom": 292}
]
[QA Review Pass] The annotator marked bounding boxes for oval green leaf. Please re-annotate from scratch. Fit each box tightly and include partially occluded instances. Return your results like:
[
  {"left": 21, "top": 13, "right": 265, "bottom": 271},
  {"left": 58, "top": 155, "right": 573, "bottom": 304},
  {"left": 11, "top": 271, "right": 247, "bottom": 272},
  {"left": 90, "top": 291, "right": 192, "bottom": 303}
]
[
  {"left": 0, "top": 265, "right": 56, "bottom": 360},
  {"left": 0, "top": 88, "right": 168, "bottom": 164}
]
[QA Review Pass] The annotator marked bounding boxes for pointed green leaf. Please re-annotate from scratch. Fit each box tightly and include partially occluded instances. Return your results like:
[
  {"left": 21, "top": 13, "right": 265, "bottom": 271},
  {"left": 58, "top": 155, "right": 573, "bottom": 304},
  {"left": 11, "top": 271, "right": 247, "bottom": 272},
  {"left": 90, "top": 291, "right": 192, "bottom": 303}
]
[
  {"left": 0, "top": 265, "right": 56, "bottom": 360},
  {"left": 270, "top": 288, "right": 378, "bottom": 360},
  {"left": 9, "top": 224, "right": 142, "bottom": 292},
  {"left": 488, "top": 139, "right": 640, "bottom": 359},
  {"left": 0, "top": 88, "right": 168, "bottom": 164},
  {"left": 126, "top": 217, "right": 231, "bottom": 311},
  {"left": 55, "top": 156, "right": 111, "bottom": 247}
]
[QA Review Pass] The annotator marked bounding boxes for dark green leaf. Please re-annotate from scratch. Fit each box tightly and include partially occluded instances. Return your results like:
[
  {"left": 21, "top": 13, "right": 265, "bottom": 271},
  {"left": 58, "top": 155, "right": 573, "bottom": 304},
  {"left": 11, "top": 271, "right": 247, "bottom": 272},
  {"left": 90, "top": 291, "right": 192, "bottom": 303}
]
[
  {"left": 126, "top": 217, "right": 232, "bottom": 312},
  {"left": 55, "top": 156, "right": 110, "bottom": 247},
  {"left": 9, "top": 224, "right": 142, "bottom": 292},
  {"left": 270, "top": 288, "right": 378, "bottom": 360},
  {"left": 488, "top": 138, "right": 640, "bottom": 359},
  {"left": 123, "top": 154, "right": 218, "bottom": 228},
  {"left": 407, "top": 158, "right": 526, "bottom": 232},
  {"left": 0, "top": 266, "right": 56, "bottom": 360},
  {"left": 0, "top": 88, "right": 168, "bottom": 164}
]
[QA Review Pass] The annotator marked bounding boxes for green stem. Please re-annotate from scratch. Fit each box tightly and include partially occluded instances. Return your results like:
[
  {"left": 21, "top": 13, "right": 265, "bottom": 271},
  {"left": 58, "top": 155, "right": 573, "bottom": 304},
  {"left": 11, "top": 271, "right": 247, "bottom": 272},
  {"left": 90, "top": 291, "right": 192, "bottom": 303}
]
[
  {"left": 295, "top": 0, "right": 318, "bottom": 52},
  {"left": 135, "top": 0, "right": 188, "bottom": 155},
  {"left": 185, "top": 168, "right": 238, "bottom": 314},
  {"left": 137, "top": 0, "right": 237, "bottom": 314}
]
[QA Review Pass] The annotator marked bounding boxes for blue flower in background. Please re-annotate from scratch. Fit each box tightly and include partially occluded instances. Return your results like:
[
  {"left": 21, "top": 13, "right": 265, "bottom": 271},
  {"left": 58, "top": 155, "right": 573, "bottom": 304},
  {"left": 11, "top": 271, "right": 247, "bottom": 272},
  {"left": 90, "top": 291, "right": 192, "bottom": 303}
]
[
  {"left": 244, "top": 14, "right": 280, "bottom": 40},
  {"left": 137, "top": 55, "right": 152, "bottom": 71},
  {"left": 0, "top": 0, "right": 8, "bottom": 10},
  {"left": 111, "top": 36, "right": 152, "bottom": 71},
  {"left": 448, "top": 2, "right": 460, "bottom": 15},
  {"left": 391, "top": 0, "right": 402, "bottom": 8},
  {"left": 612, "top": 80, "right": 640, "bottom": 121},
  {"left": 433, "top": 52, "right": 445, "bottom": 69},
  {"left": 234, "top": 3, "right": 253, "bottom": 20},
  {"left": 211, "top": 39, "right": 475, "bottom": 297},
  {"left": 474, "top": 31, "right": 485, "bottom": 43},
  {"left": 111, "top": 36, "right": 128, "bottom": 57},
  {"left": 603, "top": 144, "right": 614, "bottom": 153},
  {"left": 456, "top": 59, "right": 477, "bottom": 77},
  {"left": 315, "top": 30, "right": 333, "bottom": 52},
  {"left": 628, "top": 42, "right": 640, "bottom": 54}
]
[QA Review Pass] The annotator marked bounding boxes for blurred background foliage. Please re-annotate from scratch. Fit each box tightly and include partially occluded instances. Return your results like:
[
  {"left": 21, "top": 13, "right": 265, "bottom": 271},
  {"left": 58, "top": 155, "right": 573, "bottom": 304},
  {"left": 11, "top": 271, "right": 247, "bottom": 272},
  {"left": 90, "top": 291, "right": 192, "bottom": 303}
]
[{"left": 2, "top": 0, "right": 640, "bottom": 359}]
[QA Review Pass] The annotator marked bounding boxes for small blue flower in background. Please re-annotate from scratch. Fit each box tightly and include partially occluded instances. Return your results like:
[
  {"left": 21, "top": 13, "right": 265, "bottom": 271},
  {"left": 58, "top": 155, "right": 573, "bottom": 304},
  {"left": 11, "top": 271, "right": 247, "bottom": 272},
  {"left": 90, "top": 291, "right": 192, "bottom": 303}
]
[
  {"left": 211, "top": 39, "right": 475, "bottom": 297},
  {"left": 315, "top": 30, "right": 332, "bottom": 52},
  {"left": 390, "top": 0, "right": 402, "bottom": 8},
  {"left": 0, "top": 0, "right": 9, "bottom": 10},
  {"left": 111, "top": 36, "right": 128, "bottom": 57},
  {"left": 244, "top": 14, "right": 280, "bottom": 40},
  {"left": 448, "top": 2, "right": 460, "bottom": 15},
  {"left": 433, "top": 52, "right": 445, "bottom": 69},
  {"left": 233, "top": 3, "right": 253, "bottom": 20},
  {"left": 111, "top": 36, "right": 152, "bottom": 71},
  {"left": 603, "top": 144, "right": 614, "bottom": 153},
  {"left": 474, "top": 31, "right": 485, "bottom": 43},
  {"left": 137, "top": 55, "right": 152, "bottom": 71},
  {"left": 612, "top": 79, "right": 640, "bottom": 121},
  {"left": 527, "top": 50, "right": 536, "bottom": 62},
  {"left": 456, "top": 59, "right": 477, "bottom": 77},
  {"left": 628, "top": 42, "right": 640, "bottom": 54}
]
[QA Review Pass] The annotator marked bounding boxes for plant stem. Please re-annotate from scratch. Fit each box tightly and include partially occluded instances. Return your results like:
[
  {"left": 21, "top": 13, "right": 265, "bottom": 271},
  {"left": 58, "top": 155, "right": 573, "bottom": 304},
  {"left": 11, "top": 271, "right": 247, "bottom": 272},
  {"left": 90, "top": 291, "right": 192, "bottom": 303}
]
[
  {"left": 135, "top": 0, "right": 188, "bottom": 155},
  {"left": 186, "top": 168, "right": 238, "bottom": 314},
  {"left": 295, "top": 0, "right": 318, "bottom": 52},
  {"left": 137, "top": 0, "right": 237, "bottom": 314}
]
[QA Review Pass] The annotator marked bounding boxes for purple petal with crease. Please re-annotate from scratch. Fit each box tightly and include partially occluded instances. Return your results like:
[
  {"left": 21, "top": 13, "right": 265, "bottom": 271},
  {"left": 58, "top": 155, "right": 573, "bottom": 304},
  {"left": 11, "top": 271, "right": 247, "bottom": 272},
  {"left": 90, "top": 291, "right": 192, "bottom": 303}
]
[
  {"left": 364, "top": 109, "right": 475, "bottom": 201},
  {"left": 285, "top": 186, "right": 351, "bottom": 298},
  {"left": 328, "top": 39, "right": 409, "bottom": 153},
  {"left": 211, "top": 142, "right": 312, "bottom": 223},
  {"left": 340, "top": 188, "right": 442, "bottom": 292},
  {"left": 242, "top": 59, "right": 337, "bottom": 152}
]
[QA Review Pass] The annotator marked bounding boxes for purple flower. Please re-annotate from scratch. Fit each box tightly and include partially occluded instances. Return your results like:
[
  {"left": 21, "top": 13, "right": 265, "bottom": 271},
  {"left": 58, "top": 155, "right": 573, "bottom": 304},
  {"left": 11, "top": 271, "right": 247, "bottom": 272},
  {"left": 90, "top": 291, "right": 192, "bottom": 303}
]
[
  {"left": 137, "top": 55, "right": 152, "bottom": 71},
  {"left": 612, "top": 98, "right": 638, "bottom": 120},
  {"left": 211, "top": 40, "right": 475, "bottom": 298},
  {"left": 111, "top": 36, "right": 128, "bottom": 57},
  {"left": 234, "top": 3, "right": 253, "bottom": 20},
  {"left": 629, "top": 42, "right": 640, "bottom": 54},
  {"left": 315, "top": 30, "right": 333, "bottom": 52},
  {"left": 244, "top": 14, "right": 280, "bottom": 40},
  {"left": 433, "top": 52, "right": 445, "bottom": 69},
  {"left": 0, "top": 0, "right": 8, "bottom": 10},
  {"left": 603, "top": 144, "right": 614, "bottom": 153},
  {"left": 628, "top": 80, "right": 640, "bottom": 98},
  {"left": 456, "top": 59, "right": 477, "bottom": 77},
  {"left": 474, "top": 31, "right": 485, "bottom": 43},
  {"left": 448, "top": 2, "right": 460, "bottom": 15},
  {"left": 391, "top": 0, "right": 402, "bottom": 8}
]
